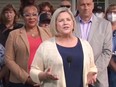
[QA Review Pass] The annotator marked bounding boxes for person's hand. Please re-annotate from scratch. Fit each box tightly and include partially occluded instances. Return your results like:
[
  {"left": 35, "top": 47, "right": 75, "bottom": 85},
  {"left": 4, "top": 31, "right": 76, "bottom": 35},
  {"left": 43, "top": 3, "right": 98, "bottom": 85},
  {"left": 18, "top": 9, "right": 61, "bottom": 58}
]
[
  {"left": 45, "top": 68, "right": 59, "bottom": 80},
  {"left": 39, "top": 68, "right": 59, "bottom": 81},
  {"left": 87, "top": 72, "right": 97, "bottom": 85}
]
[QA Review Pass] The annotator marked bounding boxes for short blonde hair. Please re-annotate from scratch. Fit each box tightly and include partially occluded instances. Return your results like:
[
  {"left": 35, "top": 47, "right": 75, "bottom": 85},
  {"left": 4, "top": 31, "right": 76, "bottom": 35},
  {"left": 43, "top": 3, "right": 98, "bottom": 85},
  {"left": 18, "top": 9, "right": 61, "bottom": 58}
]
[{"left": 50, "top": 7, "right": 77, "bottom": 36}]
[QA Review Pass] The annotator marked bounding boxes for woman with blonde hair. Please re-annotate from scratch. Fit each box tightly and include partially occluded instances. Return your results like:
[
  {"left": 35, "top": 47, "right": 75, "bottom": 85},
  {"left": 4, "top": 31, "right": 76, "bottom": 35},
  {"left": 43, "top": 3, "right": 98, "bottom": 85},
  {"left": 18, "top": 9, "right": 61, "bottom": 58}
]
[{"left": 30, "top": 7, "right": 97, "bottom": 87}]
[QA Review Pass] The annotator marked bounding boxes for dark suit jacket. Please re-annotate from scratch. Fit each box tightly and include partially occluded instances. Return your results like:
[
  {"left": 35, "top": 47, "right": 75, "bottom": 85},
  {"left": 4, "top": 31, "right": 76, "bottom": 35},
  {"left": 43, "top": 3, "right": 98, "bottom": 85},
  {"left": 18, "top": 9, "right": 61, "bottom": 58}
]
[
  {"left": 5, "top": 26, "right": 52, "bottom": 84},
  {"left": 74, "top": 15, "right": 112, "bottom": 87}
]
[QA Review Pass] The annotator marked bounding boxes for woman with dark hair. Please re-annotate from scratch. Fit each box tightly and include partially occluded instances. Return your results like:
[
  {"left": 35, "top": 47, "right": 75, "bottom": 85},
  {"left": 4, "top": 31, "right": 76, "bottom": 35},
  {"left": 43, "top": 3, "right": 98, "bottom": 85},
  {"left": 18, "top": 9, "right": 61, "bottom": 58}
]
[
  {"left": 0, "top": 3, "right": 23, "bottom": 87},
  {"left": 19, "top": 0, "right": 36, "bottom": 16},
  {"left": 0, "top": 4, "right": 23, "bottom": 46},
  {"left": 38, "top": 2, "right": 54, "bottom": 15},
  {"left": 5, "top": 4, "right": 51, "bottom": 87},
  {"left": 38, "top": 2, "right": 54, "bottom": 29}
]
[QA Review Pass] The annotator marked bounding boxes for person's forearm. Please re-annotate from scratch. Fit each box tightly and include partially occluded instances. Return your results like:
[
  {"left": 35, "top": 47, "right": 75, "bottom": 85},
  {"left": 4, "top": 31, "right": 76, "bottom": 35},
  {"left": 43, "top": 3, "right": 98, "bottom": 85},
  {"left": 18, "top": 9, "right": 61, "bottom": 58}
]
[
  {"left": 0, "top": 66, "right": 9, "bottom": 80},
  {"left": 110, "top": 58, "right": 116, "bottom": 72}
]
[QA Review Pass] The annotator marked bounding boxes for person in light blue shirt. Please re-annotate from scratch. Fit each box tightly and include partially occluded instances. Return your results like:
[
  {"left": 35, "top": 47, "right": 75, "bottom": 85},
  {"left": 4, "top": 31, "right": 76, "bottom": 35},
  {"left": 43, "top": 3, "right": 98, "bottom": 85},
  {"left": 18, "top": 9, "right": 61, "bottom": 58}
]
[
  {"left": 0, "top": 44, "right": 5, "bottom": 69},
  {"left": 105, "top": 4, "right": 116, "bottom": 87},
  {"left": 0, "top": 43, "right": 5, "bottom": 87}
]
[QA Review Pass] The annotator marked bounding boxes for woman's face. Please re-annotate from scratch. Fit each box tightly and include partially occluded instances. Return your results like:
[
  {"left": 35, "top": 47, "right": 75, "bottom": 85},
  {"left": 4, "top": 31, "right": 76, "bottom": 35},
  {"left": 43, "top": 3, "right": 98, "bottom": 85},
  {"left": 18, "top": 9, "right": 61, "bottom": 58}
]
[
  {"left": 107, "top": 7, "right": 116, "bottom": 23},
  {"left": 4, "top": 9, "right": 15, "bottom": 22},
  {"left": 56, "top": 12, "right": 74, "bottom": 36},
  {"left": 42, "top": 6, "right": 51, "bottom": 13},
  {"left": 23, "top": 6, "right": 38, "bottom": 28}
]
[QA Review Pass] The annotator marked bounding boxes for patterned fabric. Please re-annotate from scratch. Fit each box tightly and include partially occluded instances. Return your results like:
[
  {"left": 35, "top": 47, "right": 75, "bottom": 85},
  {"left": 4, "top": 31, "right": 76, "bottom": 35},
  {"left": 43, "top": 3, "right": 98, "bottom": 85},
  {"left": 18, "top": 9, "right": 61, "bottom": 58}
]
[
  {"left": 0, "top": 43, "right": 5, "bottom": 87},
  {"left": 112, "top": 30, "right": 116, "bottom": 52},
  {"left": 0, "top": 44, "right": 5, "bottom": 69}
]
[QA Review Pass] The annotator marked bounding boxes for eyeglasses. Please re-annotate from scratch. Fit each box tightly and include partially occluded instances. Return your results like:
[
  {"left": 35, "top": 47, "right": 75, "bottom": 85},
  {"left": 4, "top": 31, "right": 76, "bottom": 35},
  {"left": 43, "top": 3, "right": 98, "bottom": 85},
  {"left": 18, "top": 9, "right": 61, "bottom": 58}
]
[
  {"left": 60, "top": 5, "right": 71, "bottom": 8},
  {"left": 23, "top": 13, "right": 38, "bottom": 17}
]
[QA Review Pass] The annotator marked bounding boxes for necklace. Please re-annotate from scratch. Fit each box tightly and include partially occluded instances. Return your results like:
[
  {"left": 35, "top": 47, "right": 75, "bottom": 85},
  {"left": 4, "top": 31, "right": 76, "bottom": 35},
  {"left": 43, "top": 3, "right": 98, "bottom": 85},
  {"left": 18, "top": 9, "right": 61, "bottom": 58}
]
[
  {"left": 29, "top": 30, "right": 39, "bottom": 38},
  {"left": 25, "top": 26, "right": 39, "bottom": 38},
  {"left": 31, "top": 33, "right": 36, "bottom": 37}
]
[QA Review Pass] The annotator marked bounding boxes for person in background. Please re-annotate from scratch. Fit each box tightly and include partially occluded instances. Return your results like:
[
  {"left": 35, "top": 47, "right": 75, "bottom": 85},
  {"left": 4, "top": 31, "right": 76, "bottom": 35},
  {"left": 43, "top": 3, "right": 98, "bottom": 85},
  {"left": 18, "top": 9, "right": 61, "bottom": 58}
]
[
  {"left": 60, "top": 0, "right": 71, "bottom": 8},
  {"left": 39, "top": 12, "right": 51, "bottom": 28},
  {"left": 105, "top": 4, "right": 116, "bottom": 87},
  {"left": 74, "top": 0, "right": 112, "bottom": 87},
  {"left": 93, "top": 5, "right": 105, "bottom": 18},
  {"left": 0, "top": 4, "right": 23, "bottom": 87},
  {"left": 0, "top": 4, "right": 23, "bottom": 46},
  {"left": 0, "top": 44, "right": 5, "bottom": 87},
  {"left": 30, "top": 7, "right": 97, "bottom": 87},
  {"left": 38, "top": 2, "right": 54, "bottom": 15},
  {"left": 38, "top": 2, "right": 54, "bottom": 27},
  {"left": 5, "top": 4, "right": 51, "bottom": 87}
]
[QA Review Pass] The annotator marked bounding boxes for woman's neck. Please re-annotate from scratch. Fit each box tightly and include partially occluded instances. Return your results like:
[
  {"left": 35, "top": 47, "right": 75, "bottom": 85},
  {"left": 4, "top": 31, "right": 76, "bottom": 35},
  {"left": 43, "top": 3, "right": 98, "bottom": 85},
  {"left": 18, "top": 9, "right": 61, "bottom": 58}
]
[
  {"left": 57, "top": 33, "right": 74, "bottom": 40},
  {"left": 25, "top": 26, "right": 40, "bottom": 38},
  {"left": 56, "top": 34, "right": 78, "bottom": 47},
  {"left": 6, "top": 21, "right": 14, "bottom": 29},
  {"left": 25, "top": 26, "right": 38, "bottom": 31}
]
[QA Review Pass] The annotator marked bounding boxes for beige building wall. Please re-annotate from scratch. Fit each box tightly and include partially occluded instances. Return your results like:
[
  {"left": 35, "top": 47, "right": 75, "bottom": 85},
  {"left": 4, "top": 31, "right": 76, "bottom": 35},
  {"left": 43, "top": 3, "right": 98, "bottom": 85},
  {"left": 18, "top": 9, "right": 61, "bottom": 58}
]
[
  {"left": 0, "top": 0, "right": 70, "bottom": 13},
  {"left": 37, "top": 0, "right": 62, "bottom": 9},
  {"left": 0, "top": 0, "right": 115, "bottom": 16},
  {"left": 0, "top": 0, "right": 71, "bottom": 23},
  {"left": 0, "top": 0, "right": 20, "bottom": 13}
]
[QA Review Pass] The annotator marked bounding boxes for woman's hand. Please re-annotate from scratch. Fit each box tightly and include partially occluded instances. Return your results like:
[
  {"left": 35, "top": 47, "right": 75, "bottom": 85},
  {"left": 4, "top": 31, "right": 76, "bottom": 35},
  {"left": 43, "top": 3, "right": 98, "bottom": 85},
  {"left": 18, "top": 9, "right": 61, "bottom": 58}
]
[
  {"left": 87, "top": 72, "right": 97, "bottom": 85},
  {"left": 39, "top": 68, "right": 59, "bottom": 81},
  {"left": 45, "top": 68, "right": 59, "bottom": 80}
]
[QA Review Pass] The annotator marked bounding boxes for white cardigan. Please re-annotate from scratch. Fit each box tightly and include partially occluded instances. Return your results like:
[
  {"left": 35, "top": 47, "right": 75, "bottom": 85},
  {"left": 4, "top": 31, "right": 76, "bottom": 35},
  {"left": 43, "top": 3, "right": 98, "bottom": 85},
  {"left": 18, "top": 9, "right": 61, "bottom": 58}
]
[{"left": 30, "top": 37, "right": 97, "bottom": 87}]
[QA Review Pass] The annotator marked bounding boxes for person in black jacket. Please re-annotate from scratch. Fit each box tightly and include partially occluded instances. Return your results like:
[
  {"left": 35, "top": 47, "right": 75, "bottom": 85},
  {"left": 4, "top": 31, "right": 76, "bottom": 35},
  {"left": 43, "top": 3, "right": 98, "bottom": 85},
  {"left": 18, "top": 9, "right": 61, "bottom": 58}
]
[
  {"left": 0, "top": 4, "right": 23, "bottom": 46},
  {"left": 0, "top": 4, "right": 23, "bottom": 87}
]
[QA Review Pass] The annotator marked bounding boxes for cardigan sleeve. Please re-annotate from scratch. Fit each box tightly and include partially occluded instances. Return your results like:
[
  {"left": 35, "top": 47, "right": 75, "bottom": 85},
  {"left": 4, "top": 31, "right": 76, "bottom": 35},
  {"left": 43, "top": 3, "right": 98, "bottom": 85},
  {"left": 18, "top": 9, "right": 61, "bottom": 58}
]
[
  {"left": 80, "top": 39, "right": 97, "bottom": 73},
  {"left": 30, "top": 43, "right": 44, "bottom": 84},
  {"left": 88, "top": 42, "right": 97, "bottom": 73}
]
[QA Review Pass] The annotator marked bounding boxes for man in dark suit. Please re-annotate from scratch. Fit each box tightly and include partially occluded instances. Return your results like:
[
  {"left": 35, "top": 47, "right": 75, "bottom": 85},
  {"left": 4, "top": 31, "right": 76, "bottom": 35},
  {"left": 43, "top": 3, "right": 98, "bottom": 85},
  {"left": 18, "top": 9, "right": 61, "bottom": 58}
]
[{"left": 74, "top": 0, "right": 112, "bottom": 87}]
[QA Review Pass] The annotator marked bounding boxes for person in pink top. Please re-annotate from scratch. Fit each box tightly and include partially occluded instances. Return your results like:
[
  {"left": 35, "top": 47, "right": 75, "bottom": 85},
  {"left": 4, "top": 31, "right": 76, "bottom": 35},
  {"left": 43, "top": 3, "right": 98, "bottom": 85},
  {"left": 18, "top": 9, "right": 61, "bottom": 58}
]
[{"left": 5, "top": 3, "right": 51, "bottom": 87}]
